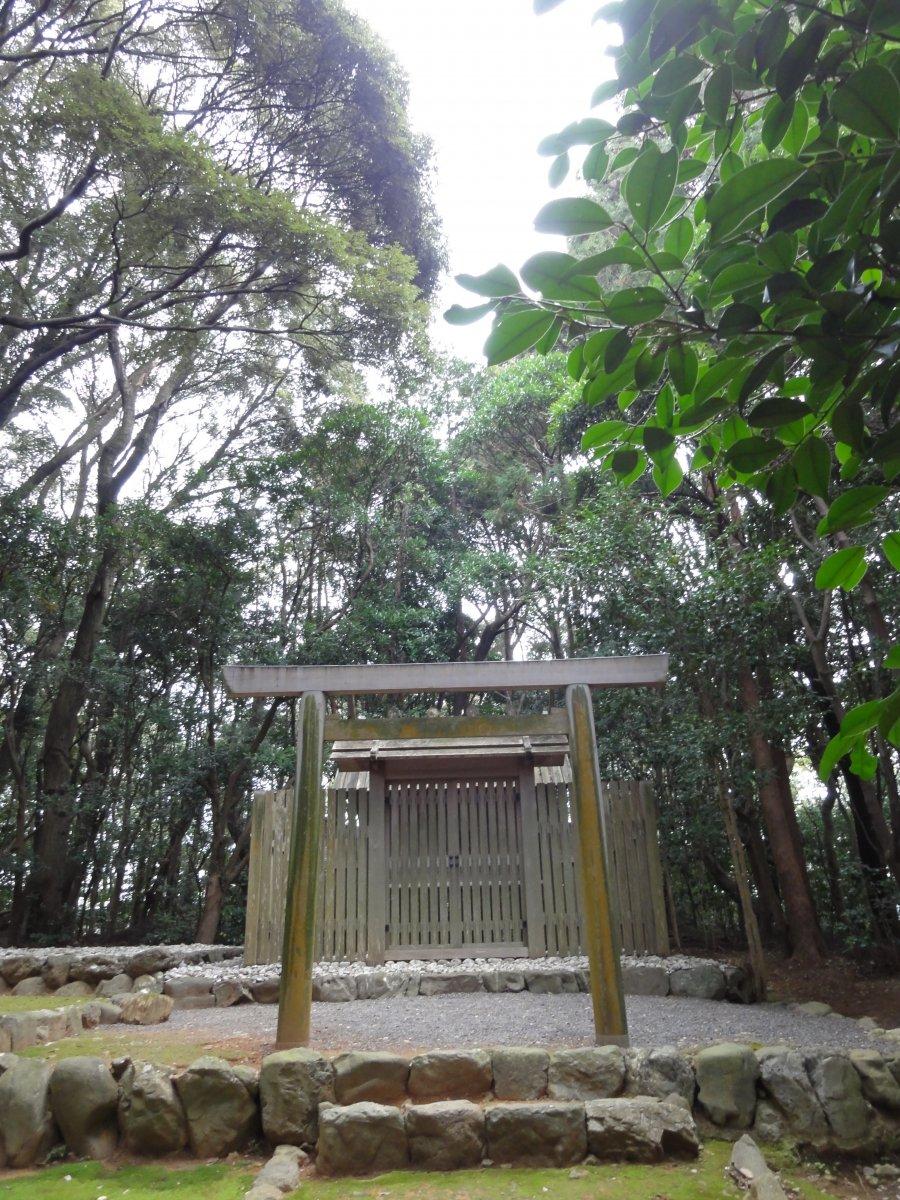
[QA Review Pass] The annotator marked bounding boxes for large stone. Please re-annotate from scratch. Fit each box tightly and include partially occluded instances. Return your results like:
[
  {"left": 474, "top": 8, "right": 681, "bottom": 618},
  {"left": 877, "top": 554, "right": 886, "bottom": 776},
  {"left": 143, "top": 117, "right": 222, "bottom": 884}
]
[
  {"left": 124, "top": 947, "right": 173, "bottom": 977},
  {"left": 212, "top": 979, "right": 249, "bottom": 1007},
  {"left": 11, "top": 977, "right": 50, "bottom": 997},
  {"left": 50, "top": 1056, "right": 118, "bottom": 1159},
  {"left": 486, "top": 1101, "right": 587, "bottom": 1167},
  {"left": 622, "top": 964, "right": 670, "bottom": 997},
  {"left": 406, "top": 1100, "right": 484, "bottom": 1170},
  {"left": 55, "top": 980, "right": 94, "bottom": 998},
  {"left": 333, "top": 1051, "right": 409, "bottom": 1106},
  {"left": 626, "top": 1047, "right": 695, "bottom": 1105},
  {"left": 492, "top": 1047, "right": 549, "bottom": 1100},
  {"left": 808, "top": 1053, "right": 872, "bottom": 1144},
  {"left": 849, "top": 1050, "right": 900, "bottom": 1113},
  {"left": 0, "top": 954, "right": 40, "bottom": 986},
  {"left": 419, "top": 971, "right": 483, "bottom": 997},
  {"left": 259, "top": 1048, "right": 334, "bottom": 1147},
  {"left": 252, "top": 1144, "right": 307, "bottom": 1194},
  {"left": 312, "top": 976, "right": 357, "bottom": 1003},
  {"left": 68, "top": 954, "right": 120, "bottom": 984},
  {"left": 796, "top": 1001, "right": 832, "bottom": 1017},
  {"left": 695, "top": 1043, "right": 758, "bottom": 1128},
  {"left": 0, "top": 1058, "right": 58, "bottom": 1167},
  {"left": 96, "top": 973, "right": 134, "bottom": 998},
  {"left": 251, "top": 978, "right": 280, "bottom": 1004},
  {"left": 174, "top": 1056, "right": 259, "bottom": 1157},
  {"left": 355, "top": 971, "right": 405, "bottom": 1001},
  {"left": 730, "top": 1133, "right": 770, "bottom": 1181},
  {"left": 133, "top": 974, "right": 163, "bottom": 994},
  {"left": 586, "top": 1097, "right": 699, "bottom": 1161},
  {"left": 316, "top": 1101, "right": 407, "bottom": 1175},
  {"left": 669, "top": 965, "right": 726, "bottom": 1000},
  {"left": 724, "top": 965, "right": 757, "bottom": 1004},
  {"left": 118, "top": 1061, "right": 188, "bottom": 1154},
  {"left": 163, "top": 974, "right": 214, "bottom": 1003},
  {"left": 524, "top": 970, "right": 563, "bottom": 994},
  {"left": 408, "top": 1050, "right": 492, "bottom": 1101},
  {"left": 756, "top": 1048, "right": 828, "bottom": 1137},
  {"left": 118, "top": 992, "right": 173, "bottom": 1026},
  {"left": 548, "top": 1047, "right": 626, "bottom": 1100}
]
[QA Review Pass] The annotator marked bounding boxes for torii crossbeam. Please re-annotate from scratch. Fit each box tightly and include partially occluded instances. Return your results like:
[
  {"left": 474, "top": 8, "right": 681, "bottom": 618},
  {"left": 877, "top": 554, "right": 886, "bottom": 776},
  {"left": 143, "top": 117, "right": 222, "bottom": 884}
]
[{"left": 224, "top": 655, "right": 668, "bottom": 1049}]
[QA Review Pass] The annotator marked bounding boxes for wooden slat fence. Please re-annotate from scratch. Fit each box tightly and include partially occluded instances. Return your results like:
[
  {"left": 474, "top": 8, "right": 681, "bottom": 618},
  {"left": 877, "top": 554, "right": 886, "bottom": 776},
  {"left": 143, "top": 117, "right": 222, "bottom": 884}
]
[{"left": 245, "top": 770, "right": 669, "bottom": 964}]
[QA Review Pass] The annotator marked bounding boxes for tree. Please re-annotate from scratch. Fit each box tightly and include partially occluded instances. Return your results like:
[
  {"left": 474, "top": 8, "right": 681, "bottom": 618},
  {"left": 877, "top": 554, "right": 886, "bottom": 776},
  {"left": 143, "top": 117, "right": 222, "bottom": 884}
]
[{"left": 453, "top": 0, "right": 899, "bottom": 791}]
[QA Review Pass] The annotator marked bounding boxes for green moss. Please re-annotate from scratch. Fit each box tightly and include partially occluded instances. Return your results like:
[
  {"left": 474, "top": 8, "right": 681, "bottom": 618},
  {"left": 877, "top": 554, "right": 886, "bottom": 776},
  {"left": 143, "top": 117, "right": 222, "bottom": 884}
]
[
  {"left": 20, "top": 1030, "right": 248, "bottom": 1067},
  {"left": 0, "top": 995, "right": 87, "bottom": 1014},
  {"left": 0, "top": 1161, "right": 255, "bottom": 1200}
]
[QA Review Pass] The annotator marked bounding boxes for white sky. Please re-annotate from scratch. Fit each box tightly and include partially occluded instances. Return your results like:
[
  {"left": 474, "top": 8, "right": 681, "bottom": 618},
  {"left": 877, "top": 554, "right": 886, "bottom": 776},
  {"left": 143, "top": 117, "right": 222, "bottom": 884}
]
[{"left": 346, "top": 0, "right": 615, "bottom": 362}]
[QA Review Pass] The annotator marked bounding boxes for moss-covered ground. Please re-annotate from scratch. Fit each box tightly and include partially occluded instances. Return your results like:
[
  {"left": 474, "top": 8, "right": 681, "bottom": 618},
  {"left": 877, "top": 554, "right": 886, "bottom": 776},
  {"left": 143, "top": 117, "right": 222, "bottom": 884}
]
[
  {"left": 0, "top": 995, "right": 87, "bottom": 1014},
  {"left": 0, "top": 1143, "right": 852, "bottom": 1200},
  {"left": 20, "top": 1029, "right": 249, "bottom": 1066}
]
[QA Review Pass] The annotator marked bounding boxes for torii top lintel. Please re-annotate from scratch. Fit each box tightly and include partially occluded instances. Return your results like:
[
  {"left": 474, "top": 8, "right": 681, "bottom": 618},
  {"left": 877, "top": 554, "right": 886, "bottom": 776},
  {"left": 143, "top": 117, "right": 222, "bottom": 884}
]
[{"left": 223, "top": 655, "right": 668, "bottom": 698}]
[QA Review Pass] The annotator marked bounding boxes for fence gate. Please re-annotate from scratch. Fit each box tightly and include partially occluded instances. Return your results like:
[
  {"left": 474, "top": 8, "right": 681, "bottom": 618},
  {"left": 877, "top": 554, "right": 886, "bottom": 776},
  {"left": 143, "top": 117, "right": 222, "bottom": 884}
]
[{"left": 385, "top": 777, "right": 526, "bottom": 960}]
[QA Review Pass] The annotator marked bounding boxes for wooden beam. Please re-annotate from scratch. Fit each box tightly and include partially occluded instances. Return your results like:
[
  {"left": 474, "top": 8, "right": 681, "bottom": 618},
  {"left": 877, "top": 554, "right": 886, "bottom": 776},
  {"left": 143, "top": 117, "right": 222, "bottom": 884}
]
[
  {"left": 323, "top": 712, "right": 569, "bottom": 741},
  {"left": 276, "top": 691, "right": 325, "bottom": 1049},
  {"left": 566, "top": 683, "right": 629, "bottom": 1047},
  {"left": 224, "top": 655, "right": 668, "bottom": 698}
]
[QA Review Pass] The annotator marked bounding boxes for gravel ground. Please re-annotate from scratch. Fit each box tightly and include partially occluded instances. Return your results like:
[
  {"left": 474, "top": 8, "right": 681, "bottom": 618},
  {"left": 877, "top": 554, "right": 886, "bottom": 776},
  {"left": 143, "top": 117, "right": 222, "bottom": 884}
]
[{"left": 129, "top": 992, "right": 893, "bottom": 1055}]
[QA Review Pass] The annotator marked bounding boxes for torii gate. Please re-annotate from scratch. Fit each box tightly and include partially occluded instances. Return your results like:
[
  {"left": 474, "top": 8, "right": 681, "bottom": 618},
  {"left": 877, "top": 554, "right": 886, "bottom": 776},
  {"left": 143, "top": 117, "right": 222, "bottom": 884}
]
[{"left": 224, "top": 655, "right": 668, "bottom": 1049}]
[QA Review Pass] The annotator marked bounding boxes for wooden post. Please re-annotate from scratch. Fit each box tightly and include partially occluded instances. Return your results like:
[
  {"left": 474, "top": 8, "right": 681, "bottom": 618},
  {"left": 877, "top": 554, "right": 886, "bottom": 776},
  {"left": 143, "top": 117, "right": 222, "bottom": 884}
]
[
  {"left": 277, "top": 691, "right": 325, "bottom": 1048},
  {"left": 518, "top": 765, "right": 546, "bottom": 956},
  {"left": 366, "top": 764, "right": 387, "bottom": 965},
  {"left": 566, "top": 684, "right": 628, "bottom": 1046}
]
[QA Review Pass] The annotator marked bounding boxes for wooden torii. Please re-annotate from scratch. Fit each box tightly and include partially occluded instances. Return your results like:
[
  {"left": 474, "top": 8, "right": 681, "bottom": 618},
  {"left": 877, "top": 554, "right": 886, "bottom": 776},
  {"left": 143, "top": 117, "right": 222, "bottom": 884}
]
[{"left": 224, "top": 655, "right": 668, "bottom": 1049}]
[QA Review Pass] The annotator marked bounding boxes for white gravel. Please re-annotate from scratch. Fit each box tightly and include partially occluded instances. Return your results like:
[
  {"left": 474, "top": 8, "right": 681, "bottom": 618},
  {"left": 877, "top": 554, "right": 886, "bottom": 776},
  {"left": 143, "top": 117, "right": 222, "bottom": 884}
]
[{"left": 126, "top": 992, "right": 895, "bottom": 1055}]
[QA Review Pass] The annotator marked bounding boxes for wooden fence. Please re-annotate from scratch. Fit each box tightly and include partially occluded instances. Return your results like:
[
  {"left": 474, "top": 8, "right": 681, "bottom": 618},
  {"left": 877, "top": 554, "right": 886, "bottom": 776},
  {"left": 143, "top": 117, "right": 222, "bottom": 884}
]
[{"left": 244, "top": 769, "right": 669, "bottom": 965}]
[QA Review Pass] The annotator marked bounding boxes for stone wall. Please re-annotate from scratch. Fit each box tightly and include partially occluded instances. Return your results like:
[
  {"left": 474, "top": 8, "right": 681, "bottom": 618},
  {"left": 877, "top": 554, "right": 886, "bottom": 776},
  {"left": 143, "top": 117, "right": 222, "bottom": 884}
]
[{"left": 1, "top": 1042, "right": 898, "bottom": 1171}]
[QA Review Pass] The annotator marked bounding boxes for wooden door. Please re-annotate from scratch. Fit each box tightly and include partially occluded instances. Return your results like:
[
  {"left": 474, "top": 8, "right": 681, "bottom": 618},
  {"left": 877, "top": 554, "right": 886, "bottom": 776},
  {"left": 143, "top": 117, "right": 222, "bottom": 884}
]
[{"left": 385, "top": 776, "right": 527, "bottom": 959}]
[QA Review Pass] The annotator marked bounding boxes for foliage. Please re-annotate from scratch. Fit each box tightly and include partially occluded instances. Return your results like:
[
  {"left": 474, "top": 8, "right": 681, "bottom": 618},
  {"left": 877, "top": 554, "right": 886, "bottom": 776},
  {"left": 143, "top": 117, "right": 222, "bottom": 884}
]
[{"left": 452, "top": 0, "right": 900, "bottom": 780}]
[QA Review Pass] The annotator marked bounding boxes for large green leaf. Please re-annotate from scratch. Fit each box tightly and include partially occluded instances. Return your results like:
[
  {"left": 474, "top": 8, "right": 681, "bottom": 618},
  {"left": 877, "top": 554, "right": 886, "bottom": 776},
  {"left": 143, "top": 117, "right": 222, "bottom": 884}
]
[
  {"left": 816, "top": 486, "right": 889, "bottom": 535},
  {"left": 793, "top": 437, "right": 831, "bottom": 499},
  {"left": 703, "top": 64, "right": 732, "bottom": 128},
  {"left": 706, "top": 159, "right": 805, "bottom": 241},
  {"left": 605, "top": 287, "right": 667, "bottom": 325},
  {"left": 520, "top": 251, "right": 602, "bottom": 301},
  {"left": 815, "top": 545, "right": 867, "bottom": 591},
  {"left": 534, "top": 197, "right": 615, "bottom": 235},
  {"left": 624, "top": 144, "right": 678, "bottom": 233},
  {"left": 747, "top": 396, "right": 811, "bottom": 428},
  {"left": 775, "top": 16, "right": 828, "bottom": 102},
  {"left": 831, "top": 64, "right": 900, "bottom": 140},
  {"left": 444, "top": 301, "right": 494, "bottom": 326},
  {"left": 884, "top": 532, "right": 900, "bottom": 571},
  {"left": 455, "top": 265, "right": 520, "bottom": 297},
  {"left": 725, "top": 436, "right": 781, "bottom": 473},
  {"left": 484, "top": 308, "right": 557, "bottom": 366}
]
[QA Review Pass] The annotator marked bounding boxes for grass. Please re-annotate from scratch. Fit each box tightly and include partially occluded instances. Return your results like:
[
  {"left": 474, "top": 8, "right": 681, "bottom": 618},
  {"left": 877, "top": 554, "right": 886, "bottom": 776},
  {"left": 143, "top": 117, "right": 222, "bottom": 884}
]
[
  {"left": 0, "top": 995, "right": 87, "bottom": 1014},
  {"left": 0, "top": 1143, "right": 848, "bottom": 1200},
  {"left": 20, "top": 1029, "right": 250, "bottom": 1067},
  {"left": 0, "top": 1161, "right": 255, "bottom": 1200}
]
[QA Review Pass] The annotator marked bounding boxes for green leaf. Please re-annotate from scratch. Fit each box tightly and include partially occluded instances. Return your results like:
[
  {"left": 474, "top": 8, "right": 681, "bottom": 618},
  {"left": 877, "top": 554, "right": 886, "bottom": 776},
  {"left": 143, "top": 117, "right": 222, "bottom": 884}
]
[
  {"left": 648, "top": 0, "right": 709, "bottom": 61},
  {"left": 484, "top": 308, "right": 557, "bottom": 366},
  {"left": 535, "top": 197, "right": 615, "bottom": 235},
  {"left": 706, "top": 159, "right": 805, "bottom": 241},
  {"left": 582, "top": 419, "right": 628, "bottom": 451},
  {"left": 583, "top": 143, "right": 609, "bottom": 183},
  {"left": 885, "top": 644, "right": 900, "bottom": 670},
  {"left": 548, "top": 153, "right": 570, "bottom": 187},
  {"left": 725, "top": 436, "right": 782, "bottom": 473},
  {"left": 652, "top": 55, "right": 704, "bottom": 96},
  {"left": 831, "top": 64, "right": 900, "bottom": 140},
  {"left": 815, "top": 546, "right": 867, "bottom": 591},
  {"left": 883, "top": 532, "right": 900, "bottom": 571},
  {"left": 668, "top": 342, "right": 698, "bottom": 395},
  {"left": 610, "top": 447, "right": 640, "bottom": 476},
  {"left": 592, "top": 79, "right": 623, "bottom": 106},
  {"left": 652, "top": 455, "right": 684, "bottom": 497},
  {"left": 643, "top": 425, "right": 675, "bottom": 453},
  {"left": 665, "top": 216, "right": 694, "bottom": 259},
  {"left": 775, "top": 16, "right": 828, "bottom": 102},
  {"left": 793, "top": 437, "right": 831, "bottom": 499},
  {"left": 816, "top": 485, "right": 889, "bottom": 535},
  {"left": 605, "top": 328, "right": 632, "bottom": 373},
  {"left": 520, "top": 252, "right": 602, "bottom": 301},
  {"left": 534, "top": 0, "right": 566, "bottom": 10},
  {"left": 634, "top": 345, "right": 666, "bottom": 389},
  {"left": 456, "top": 265, "right": 520, "bottom": 298},
  {"left": 841, "top": 699, "right": 884, "bottom": 739},
  {"left": 762, "top": 98, "right": 795, "bottom": 151},
  {"left": 444, "top": 302, "right": 494, "bottom": 326},
  {"left": 747, "top": 397, "right": 811, "bottom": 428},
  {"left": 605, "top": 287, "right": 667, "bottom": 325},
  {"left": 624, "top": 144, "right": 679, "bottom": 233},
  {"left": 703, "top": 65, "right": 732, "bottom": 128},
  {"left": 765, "top": 462, "right": 798, "bottom": 515},
  {"left": 850, "top": 741, "right": 879, "bottom": 781},
  {"left": 818, "top": 732, "right": 854, "bottom": 780}
]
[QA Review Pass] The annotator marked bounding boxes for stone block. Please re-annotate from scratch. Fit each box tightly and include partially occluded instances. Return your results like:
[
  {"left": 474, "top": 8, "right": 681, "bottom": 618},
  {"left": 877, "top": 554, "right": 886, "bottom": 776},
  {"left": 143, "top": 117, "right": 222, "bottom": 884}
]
[
  {"left": 253, "top": 1143, "right": 307, "bottom": 1194},
  {"left": 119, "top": 1061, "right": 188, "bottom": 1154},
  {"left": 96, "top": 973, "right": 134, "bottom": 998},
  {"left": 0, "top": 954, "right": 40, "bottom": 986},
  {"left": 213, "top": 979, "right": 251, "bottom": 1007},
  {"left": 622, "top": 964, "right": 670, "bottom": 997},
  {"left": 849, "top": 1050, "right": 900, "bottom": 1113},
  {"left": 163, "top": 975, "right": 214, "bottom": 1002},
  {"left": 626, "top": 1047, "right": 695, "bottom": 1105},
  {"left": 418, "top": 972, "right": 483, "bottom": 997},
  {"left": 695, "top": 1043, "right": 758, "bottom": 1128},
  {"left": 260, "top": 1048, "right": 333, "bottom": 1147},
  {"left": 174, "top": 1056, "right": 259, "bottom": 1157},
  {"left": 586, "top": 1097, "right": 699, "bottom": 1161},
  {"left": 408, "top": 1050, "right": 492, "bottom": 1101},
  {"left": 355, "top": 972, "right": 405, "bottom": 1001},
  {"left": 11, "top": 977, "right": 50, "bottom": 997},
  {"left": 406, "top": 1100, "right": 484, "bottom": 1170},
  {"left": 524, "top": 970, "right": 562, "bottom": 994},
  {"left": 0, "top": 1058, "right": 58, "bottom": 1167},
  {"left": 756, "top": 1047, "right": 827, "bottom": 1138},
  {"left": 486, "top": 1101, "right": 587, "bottom": 1167},
  {"left": 50, "top": 1056, "right": 118, "bottom": 1159},
  {"left": 250, "top": 978, "right": 280, "bottom": 1004},
  {"left": 333, "top": 1051, "right": 409, "bottom": 1106},
  {"left": 316, "top": 1102, "right": 407, "bottom": 1175},
  {"left": 548, "top": 1047, "right": 626, "bottom": 1100},
  {"left": 312, "top": 976, "right": 357, "bottom": 1003},
  {"left": 55, "top": 980, "right": 94, "bottom": 998},
  {"left": 669, "top": 965, "right": 726, "bottom": 1000},
  {"left": 808, "top": 1053, "right": 872, "bottom": 1145},
  {"left": 491, "top": 1047, "right": 549, "bottom": 1100},
  {"left": 117, "top": 992, "right": 173, "bottom": 1026}
]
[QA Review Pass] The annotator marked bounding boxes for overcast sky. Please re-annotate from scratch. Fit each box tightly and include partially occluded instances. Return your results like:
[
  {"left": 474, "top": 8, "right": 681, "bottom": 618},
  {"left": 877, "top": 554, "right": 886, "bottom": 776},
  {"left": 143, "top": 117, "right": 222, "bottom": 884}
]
[{"left": 346, "top": 0, "right": 615, "bottom": 362}]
